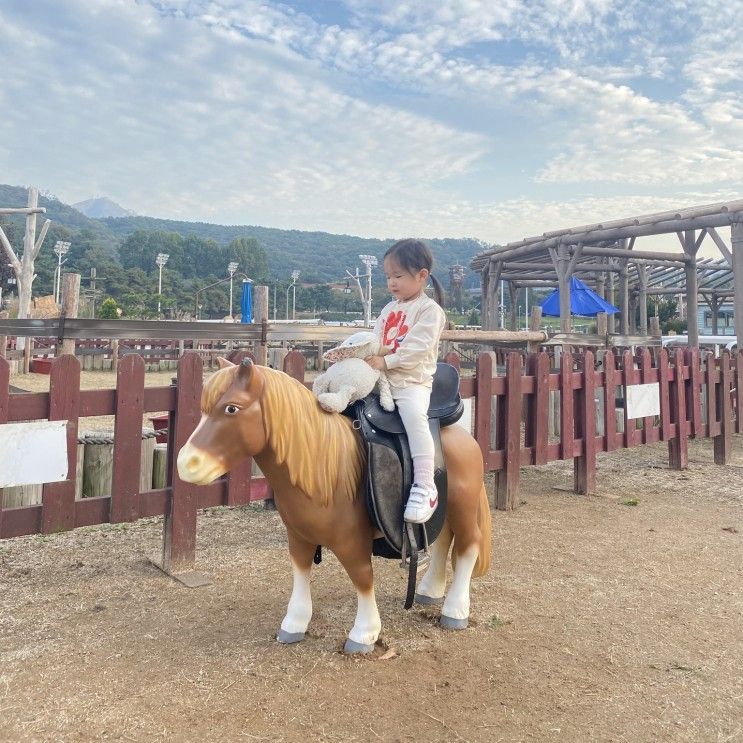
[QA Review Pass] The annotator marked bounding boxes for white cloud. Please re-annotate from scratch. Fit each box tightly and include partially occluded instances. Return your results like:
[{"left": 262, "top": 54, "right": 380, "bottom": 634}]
[{"left": 0, "top": 0, "right": 739, "bottom": 246}]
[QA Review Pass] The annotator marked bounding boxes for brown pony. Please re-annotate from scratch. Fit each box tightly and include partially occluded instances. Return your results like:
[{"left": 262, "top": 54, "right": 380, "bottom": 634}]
[{"left": 177, "top": 359, "right": 491, "bottom": 653}]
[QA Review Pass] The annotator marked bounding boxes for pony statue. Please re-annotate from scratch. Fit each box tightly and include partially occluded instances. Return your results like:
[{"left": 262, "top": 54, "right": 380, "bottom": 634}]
[{"left": 177, "top": 358, "right": 491, "bottom": 654}]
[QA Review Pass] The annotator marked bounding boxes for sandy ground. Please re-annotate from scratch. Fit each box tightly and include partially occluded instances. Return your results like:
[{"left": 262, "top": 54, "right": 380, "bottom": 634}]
[{"left": 1, "top": 433, "right": 742, "bottom": 743}]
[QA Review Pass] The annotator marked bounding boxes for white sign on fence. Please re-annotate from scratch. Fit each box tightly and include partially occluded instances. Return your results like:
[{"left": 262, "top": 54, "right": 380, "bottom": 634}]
[
  {"left": 0, "top": 420, "right": 69, "bottom": 487},
  {"left": 625, "top": 383, "right": 661, "bottom": 420}
]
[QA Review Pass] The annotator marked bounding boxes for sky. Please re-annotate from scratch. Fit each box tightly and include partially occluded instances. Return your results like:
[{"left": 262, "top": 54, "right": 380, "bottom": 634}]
[{"left": 1, "top": 0, "right": 741, "bottom": 245}]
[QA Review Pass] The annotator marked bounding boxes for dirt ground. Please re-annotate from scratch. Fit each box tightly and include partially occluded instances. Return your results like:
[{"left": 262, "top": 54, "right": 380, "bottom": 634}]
[{"left": 2, "top": 423, "right": 742, "bottom": 741}]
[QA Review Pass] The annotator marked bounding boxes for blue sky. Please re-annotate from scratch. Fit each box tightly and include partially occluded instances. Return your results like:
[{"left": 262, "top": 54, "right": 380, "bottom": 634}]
[{"left": 0, "top": 0, "right": 740, "bottom": 244}]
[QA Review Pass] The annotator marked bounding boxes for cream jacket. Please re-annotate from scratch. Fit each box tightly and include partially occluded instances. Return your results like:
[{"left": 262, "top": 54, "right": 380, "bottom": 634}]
[{"left": 373, "top": 293, "right": 446, "bottom": 389}]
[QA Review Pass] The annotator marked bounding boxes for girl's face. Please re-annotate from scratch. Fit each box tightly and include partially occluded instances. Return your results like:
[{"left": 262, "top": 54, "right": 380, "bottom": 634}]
[{"left": 383, "top": 257, "right": 429, "bottom": 302}]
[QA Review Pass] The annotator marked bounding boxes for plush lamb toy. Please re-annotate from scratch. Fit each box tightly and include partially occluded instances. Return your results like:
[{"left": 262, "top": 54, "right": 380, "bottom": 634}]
[{"left": 312, "top": 331, "right": 395, "bottom": 413}]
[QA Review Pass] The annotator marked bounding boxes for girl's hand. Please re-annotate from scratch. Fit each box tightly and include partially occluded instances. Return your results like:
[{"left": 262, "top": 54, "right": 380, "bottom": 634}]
[{"left": 364, "top": 355, "right": 386, "bottom": 371}]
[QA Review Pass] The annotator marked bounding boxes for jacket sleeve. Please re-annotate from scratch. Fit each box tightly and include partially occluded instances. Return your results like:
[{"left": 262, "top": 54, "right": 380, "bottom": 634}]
[{"left": 384, "top": 304, "right": 445, "bottom": 371}]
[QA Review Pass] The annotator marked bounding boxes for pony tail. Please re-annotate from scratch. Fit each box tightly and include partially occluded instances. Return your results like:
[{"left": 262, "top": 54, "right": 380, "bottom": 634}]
[{"left": 429, "top": 273, "right": 445, "bottom": 307}]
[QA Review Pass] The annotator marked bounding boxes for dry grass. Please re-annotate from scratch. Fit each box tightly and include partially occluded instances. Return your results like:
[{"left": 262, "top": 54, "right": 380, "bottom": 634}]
[{"left": 1, "top": 436, "right": 742, "bottom": 742}]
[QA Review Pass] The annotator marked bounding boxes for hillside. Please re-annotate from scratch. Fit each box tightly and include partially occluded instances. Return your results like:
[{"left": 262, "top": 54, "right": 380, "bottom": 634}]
[
  {"left": 101, "top": 215, "right": 487, "bottom": 285},
  {"left": 1, "top": 184, "right": 489, "bottom": 286}
]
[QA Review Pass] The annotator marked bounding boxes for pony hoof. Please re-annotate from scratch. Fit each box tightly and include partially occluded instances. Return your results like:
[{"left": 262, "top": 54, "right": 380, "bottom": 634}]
[
  {"left": 277, "top": 629, "right": 306, "bottom": 644},
  {"left": 415, "top": 593, "right": 444, "bottom": 606},
  {"left": 440, "top": 615, "right": 468, "bottom": 630},
  {"left": 344, "top": 639, "right": 375, "bottom": 654}
]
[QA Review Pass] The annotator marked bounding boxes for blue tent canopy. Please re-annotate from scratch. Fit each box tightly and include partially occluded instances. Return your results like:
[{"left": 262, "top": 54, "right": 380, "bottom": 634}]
[
  {"left": 540, "top": 276, "right": 619, "bottom": 317},
  {"left": 240, "top": 280, "right": 253, "bottom": 323}
]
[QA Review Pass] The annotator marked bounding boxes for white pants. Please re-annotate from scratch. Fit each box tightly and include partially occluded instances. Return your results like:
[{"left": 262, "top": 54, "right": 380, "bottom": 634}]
[{"left": 391, "top": 384, "right": 434, "bottom": 459}]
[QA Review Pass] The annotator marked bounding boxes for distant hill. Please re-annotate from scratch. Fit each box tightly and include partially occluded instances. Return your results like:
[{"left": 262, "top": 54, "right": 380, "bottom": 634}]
[
  {"left": 0, "top": 184, "right": 118, "bottom": 255},
  {"left": 102, "top": 215, "right": 487, "bottom": 286},
  {"left": 73, "top": 197, "right": 135, "bottom": 219},
  {"left": 0, "top": 183, "right": 488, "bottom": 286}
]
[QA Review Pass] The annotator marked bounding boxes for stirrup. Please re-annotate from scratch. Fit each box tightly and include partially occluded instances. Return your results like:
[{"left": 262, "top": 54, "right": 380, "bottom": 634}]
[{"left": 400, "top": 522, "right": 430, "bottom": 571}]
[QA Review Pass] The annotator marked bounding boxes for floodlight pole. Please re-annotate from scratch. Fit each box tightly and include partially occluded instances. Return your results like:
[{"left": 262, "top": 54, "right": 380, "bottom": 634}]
[
  {"left": 227, "top": 261, "right": 239, "bottom": 320},
  {"left": 53, "top": 240, "right": 71, "bottom": 304},
  {"left": 358, "top": 254, "right": 378, "bottom": 327},
  {"left": 156, "top": 252, "right": 169, "bottom": 319}
]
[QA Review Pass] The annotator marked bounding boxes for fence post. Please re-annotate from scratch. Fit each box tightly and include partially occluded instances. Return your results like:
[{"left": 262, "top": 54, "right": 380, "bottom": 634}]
[
  {"left": 686, "top": 347, "right": 702, "bottom": 437},
  {"left": 668, "top": 348, "right": 688, "bottom": 470},
  {"left": 574, "top": 351, "right": 596, "bottom": 495},
  {"left": 658, "top": 349, "right": 671, "bottom": 441},
  {"left": 525, "top": 352, "right": 549, "bottom": 465},
  {"left": 474, "top": 352, "right": 495, "bottom": 468},
  {"left": 110, "top": 354, "right": 145, "bottom": 523},
  {"left": 602, "top": 350, "right": 617, "bottom": 452},
  {"left": 560, "top": 352, "right": 574, "bottom": 459},
  {"left": 41, "top": 355, "right": 81, "bottom": 533},
  {"left": 714, "top": 352, "right": 732, "bottom": 464},
  {"left": 160, "top": 352, "right": 205, "bottom": 579},
  {"left": 496, "top": 352, "right": 522, "bottom": 511},
  {"left": 737, "top": 351, "right": 743, "bottom": 435},
  {"left": 0, "top": 357, "right": 8, "bottom": 534}
]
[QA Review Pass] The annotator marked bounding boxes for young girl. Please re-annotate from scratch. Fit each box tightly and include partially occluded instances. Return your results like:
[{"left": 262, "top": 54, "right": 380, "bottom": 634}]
[{"left": 365, "top": 238, "right": 447, "bottom": 524}]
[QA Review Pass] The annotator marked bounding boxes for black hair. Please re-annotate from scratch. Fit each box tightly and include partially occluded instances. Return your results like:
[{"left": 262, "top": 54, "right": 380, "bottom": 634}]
[{"left": 383, "top": 238, "right": 445, "bottom": 307}]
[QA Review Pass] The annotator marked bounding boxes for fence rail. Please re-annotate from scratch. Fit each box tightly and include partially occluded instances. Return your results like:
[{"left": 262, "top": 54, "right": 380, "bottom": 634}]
[{"left": 1, "top": 347, "right": 740, "bottom": 577}]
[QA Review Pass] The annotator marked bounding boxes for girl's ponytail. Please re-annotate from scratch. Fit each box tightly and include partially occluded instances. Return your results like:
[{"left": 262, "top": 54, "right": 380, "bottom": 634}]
[{"left": 429, "top": 273, "right": 445, "bottom": 308}]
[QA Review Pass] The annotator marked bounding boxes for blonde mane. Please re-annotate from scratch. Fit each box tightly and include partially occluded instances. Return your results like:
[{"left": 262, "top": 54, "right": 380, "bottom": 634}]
[{"left": 203, "top": 365, "right": 364, "bottom": 506}]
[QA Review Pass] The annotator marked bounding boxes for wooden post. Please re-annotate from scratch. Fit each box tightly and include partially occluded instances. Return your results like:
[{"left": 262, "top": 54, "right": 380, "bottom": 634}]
[
  {"left": 714, "top": 352, "right": 732, "bottom": 464},
  {"left": 556, "top": 245, "right": 571, "bottom": 334},
  {"left": 603, "top": 350, "right": 617, "bottom": 452},
  {"left": 112, "top": 339, "right": 119, "bottom": 375},
  {"left": 668, "top": 348, "right": 688, "bottom": 469},
  {"left": 474, "top": 352, "right": 496, "bottom": 507},
  {"left": 159, "top": 352, "right": 205, "bottom": 580},
  {"left": 23, "top": 336, "right": 32, "bottom": 374},
  {"left": 684, "top": 230, "right": 699, "bottom": 347},
  {"left": 574, "top": 351, "right": 596, "bottom": 494},
  {"left": 637, "top": 264, "right": 648, "bottom": 336},
  {"left": 560, "top": 352, "right": 574, "bottom": 459},
  {"left": 59, "top": 272, "right": 81, "bottom": 356},
  {"left": 619, "top": 261, "right": 629, "bottom": 335},
  {"left": 607, "top": 270, "right": 616, "bottom": 334},
  {"left": 650, "top": 315, "right": 661, "bottom": 336},
  {"left": 480, "top": 267, "right": 489, "bottom": 330},
  {"left": 110, "top": 355, "right": 145, "bottom": 522},
  {"left": 254, "top": 285, "right": 269, "bottom": 366},
  {"left": 596, "top": 312, "right": 608, "bottom": 337},
  {"left": 495, "top": 353, "right": 522, "bottom": 511},
  {"left": 508, "top": 282, "right": 518, "bottom": 331},
  {"left": 0, "top": 310, "right": 7, "bottom": 359},
  {"left": 41, "top": 355, "right": 81, "bottom": 533},
  {"left": 528, "top": 306, "right": 542, "bottom": 352},
  {"left": 732, "top": 223, "right": 743, "bottom": 345}
]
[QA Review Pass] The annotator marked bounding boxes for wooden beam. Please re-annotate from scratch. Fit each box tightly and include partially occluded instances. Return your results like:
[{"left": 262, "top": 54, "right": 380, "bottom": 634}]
[
  {"left": 707, "top": 226, "right": 733, "bottom": 265},
  {"left": 732, "top": 223, "right": 743, "bottom": 345}
]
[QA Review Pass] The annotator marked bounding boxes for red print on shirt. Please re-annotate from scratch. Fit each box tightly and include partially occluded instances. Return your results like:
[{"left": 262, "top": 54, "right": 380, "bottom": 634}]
[{"left": 382, "top": 310, "right": 409, "bottom": 351}]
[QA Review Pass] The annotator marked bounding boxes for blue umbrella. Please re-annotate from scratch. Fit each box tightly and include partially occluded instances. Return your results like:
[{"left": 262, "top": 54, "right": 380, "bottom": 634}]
[
  {"left": 240, "top": 280, "right": 253, "bottom": 323},
  {"left": 541, "top": 276, "right": 619, "bottom": 317}
]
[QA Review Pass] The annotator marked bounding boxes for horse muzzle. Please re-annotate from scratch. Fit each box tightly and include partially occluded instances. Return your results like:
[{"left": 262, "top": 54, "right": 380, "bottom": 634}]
[{"left": 176, "top": 442, "right": 226, "bottom": 484}]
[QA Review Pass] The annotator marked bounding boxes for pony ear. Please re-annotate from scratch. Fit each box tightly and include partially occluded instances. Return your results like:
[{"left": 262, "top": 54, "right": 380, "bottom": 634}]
[
  {"left": 217, "top": 357, "right": 236, "bottom": 369},
  {"left": 236, "top": 357, "right": 262, "bottom": 396}
]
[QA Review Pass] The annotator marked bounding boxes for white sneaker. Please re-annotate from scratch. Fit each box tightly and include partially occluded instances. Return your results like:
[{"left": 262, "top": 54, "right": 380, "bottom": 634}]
[{"left": 404, "top": 483, "right": 438, "bottom": 524}]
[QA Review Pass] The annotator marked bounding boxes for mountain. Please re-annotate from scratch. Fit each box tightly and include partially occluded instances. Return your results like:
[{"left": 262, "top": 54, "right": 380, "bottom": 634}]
[
  {"left": 101, "top": 215, "right": 487, "bottom": 286},
  {"left": 0, "top": 183, "right": 488, "bottom": 286},
  {"left": 73, "top": 197, "right": 135, "bottom": 219}
]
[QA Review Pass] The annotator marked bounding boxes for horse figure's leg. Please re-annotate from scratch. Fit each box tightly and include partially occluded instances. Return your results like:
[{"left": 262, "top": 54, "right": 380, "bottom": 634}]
[
  {"left": 333, "top": 539, "right": 381, "bottom": 654},
  {"left": 432, "top": 424, "right": 492, "bottom": 630},
  {"left": 277, "top": 533, "right": 317, "bottom": 644}
]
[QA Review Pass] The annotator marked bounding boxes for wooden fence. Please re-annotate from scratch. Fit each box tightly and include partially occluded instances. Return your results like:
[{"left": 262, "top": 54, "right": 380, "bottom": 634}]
[{"left": 1, "top": 348, "right": 740, "bottom": 575}]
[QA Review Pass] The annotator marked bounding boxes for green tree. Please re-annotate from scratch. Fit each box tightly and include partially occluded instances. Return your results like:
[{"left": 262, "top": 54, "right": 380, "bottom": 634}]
[
  {"left": 98, "top": 297, "right": 120, "bottom": 319},
  {"left": 225, "top": 237, "right": 268, "bottom": 283}
]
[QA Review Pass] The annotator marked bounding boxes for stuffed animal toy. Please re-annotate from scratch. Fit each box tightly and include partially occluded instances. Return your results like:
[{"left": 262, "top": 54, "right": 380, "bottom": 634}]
[{"left": 312, "top": 331, "right": 395, "bottom": 413}]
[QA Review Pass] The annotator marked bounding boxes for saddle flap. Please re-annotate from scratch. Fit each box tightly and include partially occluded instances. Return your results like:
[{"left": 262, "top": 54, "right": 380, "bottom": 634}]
[{"left": 362, "top": 362, "right": 463, "bottom": 434}]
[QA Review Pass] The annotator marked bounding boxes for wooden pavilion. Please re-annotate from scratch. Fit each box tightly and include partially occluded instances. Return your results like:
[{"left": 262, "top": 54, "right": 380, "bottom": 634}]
[{"left": 470, "top": 200, "right": 743, "bottom": 346}]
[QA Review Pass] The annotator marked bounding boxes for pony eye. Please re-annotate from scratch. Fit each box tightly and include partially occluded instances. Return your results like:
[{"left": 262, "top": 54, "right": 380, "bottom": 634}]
[{"left": 224, "top": 404, "right": 240, "bottom": 416}]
